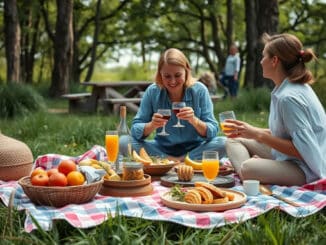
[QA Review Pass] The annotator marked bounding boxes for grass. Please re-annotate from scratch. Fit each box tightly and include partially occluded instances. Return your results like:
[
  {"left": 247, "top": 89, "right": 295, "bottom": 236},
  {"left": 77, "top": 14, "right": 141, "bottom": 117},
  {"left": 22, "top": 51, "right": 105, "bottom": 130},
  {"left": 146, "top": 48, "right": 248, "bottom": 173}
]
[{"left": 0, "top": 94, "right": 325, "bottom": 244}]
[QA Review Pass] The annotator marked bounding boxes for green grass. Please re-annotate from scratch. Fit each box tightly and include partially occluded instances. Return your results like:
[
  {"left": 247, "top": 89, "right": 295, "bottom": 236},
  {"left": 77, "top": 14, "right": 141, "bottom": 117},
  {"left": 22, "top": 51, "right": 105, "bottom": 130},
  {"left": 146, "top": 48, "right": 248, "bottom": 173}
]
[{"left": 0, "top": 93, "right": 325, "bottom": 244}]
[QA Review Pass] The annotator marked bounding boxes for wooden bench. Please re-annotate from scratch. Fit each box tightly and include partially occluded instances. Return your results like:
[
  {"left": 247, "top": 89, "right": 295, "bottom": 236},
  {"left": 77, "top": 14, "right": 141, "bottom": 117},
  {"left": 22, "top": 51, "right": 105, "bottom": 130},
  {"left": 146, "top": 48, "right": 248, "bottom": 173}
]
[
  {"left": 210, "top": 94, "right": 223, "bottom": 102},
  {"left": 61, "top": 93, "right": 92, "bottom": 113},
  {"left": 102, "top": 97, "right": 142, "bottom": 114}
]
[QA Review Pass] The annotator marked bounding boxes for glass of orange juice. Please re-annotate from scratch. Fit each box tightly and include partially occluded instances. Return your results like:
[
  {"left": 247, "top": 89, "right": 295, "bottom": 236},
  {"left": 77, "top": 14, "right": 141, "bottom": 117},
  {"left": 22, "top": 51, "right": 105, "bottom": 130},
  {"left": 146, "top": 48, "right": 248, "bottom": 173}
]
[
  {"left": 202, "top": 151, "right": 219, "bottom": 182},
  {"left": 218, "top": 111, "right": 236, "bottom": 134},
  {"left": 105, "top": 130, "right": 119, "bottom": 167}
]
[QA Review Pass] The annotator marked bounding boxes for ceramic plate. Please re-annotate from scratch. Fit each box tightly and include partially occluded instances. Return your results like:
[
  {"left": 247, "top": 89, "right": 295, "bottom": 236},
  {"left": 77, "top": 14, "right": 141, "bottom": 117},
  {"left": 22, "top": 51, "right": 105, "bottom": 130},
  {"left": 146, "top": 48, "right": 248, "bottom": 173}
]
[{"left": 160, "top": 188, "right": 246, "bottom": 212}]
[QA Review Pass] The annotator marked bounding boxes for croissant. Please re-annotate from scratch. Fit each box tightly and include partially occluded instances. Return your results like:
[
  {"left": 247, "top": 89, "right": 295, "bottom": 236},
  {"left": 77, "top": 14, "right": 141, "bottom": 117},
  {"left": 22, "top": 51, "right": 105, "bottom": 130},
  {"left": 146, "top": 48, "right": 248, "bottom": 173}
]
[{"left": 177, "top": 165, "right": 194, "bottom": 182}]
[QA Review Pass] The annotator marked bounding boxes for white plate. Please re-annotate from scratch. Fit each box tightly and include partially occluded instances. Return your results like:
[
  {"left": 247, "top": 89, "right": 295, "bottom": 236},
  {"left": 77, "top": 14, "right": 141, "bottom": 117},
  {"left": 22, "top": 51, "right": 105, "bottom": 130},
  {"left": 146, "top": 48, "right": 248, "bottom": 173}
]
[{"left": 160, "top": 188, "right": 246, "bottom": 212}]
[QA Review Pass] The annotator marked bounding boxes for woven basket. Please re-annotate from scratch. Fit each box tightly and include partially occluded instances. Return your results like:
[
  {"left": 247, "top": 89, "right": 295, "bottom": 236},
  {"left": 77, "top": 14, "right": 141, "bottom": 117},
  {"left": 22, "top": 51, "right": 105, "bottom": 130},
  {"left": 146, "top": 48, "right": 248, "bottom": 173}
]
[
  {"left": 18, "top": 176, "right": 104, "bottom": 207},
  {"left": 0, "top": 133, "right": 33, "bottom": 181}
]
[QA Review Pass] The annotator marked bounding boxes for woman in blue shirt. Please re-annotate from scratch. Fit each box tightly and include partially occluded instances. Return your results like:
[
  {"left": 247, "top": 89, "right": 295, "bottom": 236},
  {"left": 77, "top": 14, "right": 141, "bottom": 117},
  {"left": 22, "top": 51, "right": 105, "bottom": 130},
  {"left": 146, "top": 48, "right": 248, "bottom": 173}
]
[
  {"left": 131, "top": 48, "right": 226, "bottom": 161},
  {"left": 224, "top": 33, "right": 326, "bottom": 185}
]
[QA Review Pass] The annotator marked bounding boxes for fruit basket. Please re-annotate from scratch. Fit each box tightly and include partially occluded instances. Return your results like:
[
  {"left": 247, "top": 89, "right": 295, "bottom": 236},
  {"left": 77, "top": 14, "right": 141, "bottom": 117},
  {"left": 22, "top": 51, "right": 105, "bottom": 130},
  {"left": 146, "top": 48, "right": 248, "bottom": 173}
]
[{"left": 18, "top": 176, "right": 103, "bottom": 207}]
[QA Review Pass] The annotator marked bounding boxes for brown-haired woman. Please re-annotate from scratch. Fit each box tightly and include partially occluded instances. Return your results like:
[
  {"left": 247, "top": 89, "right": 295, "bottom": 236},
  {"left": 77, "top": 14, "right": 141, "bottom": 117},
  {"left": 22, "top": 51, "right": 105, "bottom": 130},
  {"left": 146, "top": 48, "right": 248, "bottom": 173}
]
[{"left": 224, "top": 33, "right": 326, "bottom": 186}]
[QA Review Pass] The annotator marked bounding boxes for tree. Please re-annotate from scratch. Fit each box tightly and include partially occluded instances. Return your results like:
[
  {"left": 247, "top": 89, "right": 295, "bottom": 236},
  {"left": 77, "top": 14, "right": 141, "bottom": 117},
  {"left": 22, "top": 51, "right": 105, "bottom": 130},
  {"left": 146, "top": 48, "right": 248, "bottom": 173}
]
[
  {"left": 48, "top": 0, "right": 74, "bottom": 97},
  {"left": 244, "top": 0, "right": 278, "bottom": 88},
  {"left": 4, "top": 0, "right": 21, "bottom": 83}
]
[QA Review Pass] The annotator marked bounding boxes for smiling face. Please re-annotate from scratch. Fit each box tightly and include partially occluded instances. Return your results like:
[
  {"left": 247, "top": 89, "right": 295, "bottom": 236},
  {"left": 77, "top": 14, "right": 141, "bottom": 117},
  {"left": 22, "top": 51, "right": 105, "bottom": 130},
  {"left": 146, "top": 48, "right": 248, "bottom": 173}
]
[{"left": 160, "top": 64, "right": 186, "bottom": 95}]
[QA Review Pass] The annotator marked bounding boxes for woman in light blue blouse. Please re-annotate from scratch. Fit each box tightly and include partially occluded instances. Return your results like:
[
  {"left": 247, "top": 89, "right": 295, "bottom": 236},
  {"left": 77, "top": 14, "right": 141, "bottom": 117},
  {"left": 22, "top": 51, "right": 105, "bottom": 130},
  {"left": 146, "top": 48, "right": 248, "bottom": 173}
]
[
  {"left": 225, "top": 33, "right": 326, "bottom": 185},
  {"left": 131, "top": 48, "right": 226, "bottom": 161}
]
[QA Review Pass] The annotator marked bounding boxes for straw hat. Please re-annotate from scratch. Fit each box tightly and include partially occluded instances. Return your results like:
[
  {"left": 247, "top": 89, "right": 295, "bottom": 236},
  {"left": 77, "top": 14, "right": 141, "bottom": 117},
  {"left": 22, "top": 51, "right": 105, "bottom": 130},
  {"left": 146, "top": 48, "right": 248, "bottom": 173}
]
[{"left": 0, "top": 132, "right": 33, "bottom": 181}]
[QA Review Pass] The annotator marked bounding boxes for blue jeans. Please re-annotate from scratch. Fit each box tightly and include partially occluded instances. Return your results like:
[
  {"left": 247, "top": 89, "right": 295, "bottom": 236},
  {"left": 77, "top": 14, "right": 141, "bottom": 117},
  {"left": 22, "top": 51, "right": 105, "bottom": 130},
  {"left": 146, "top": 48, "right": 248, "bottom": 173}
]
[
  {"left": 223, "top": 75, "right": 238, "bottom": 97},
  {"left": 132, "top": 136, "right": 227, "bottom": 160}
]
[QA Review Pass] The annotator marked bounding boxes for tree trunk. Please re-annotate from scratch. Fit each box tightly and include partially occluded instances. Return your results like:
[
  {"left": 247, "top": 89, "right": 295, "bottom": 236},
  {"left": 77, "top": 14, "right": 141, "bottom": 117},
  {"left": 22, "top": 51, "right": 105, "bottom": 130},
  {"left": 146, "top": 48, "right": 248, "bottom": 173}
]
[
  {"left": 244, "top": 0, "right": 279, "bottom": 88},
  {"left": 255, "top": 0, "right": 278, "bottom": 88},
  {"left": 244, "top": 0, "right": 257, "bottom": 88},
  {"left": 84, "top": 0, "right": 101, "bottom": 82},
  {"left": 4, "top": 0, "right": 21, "bottom": 83},
  {"left": 20, "top": 1, "right": 41, "bottom": 84},
  {"left": 49, "top": 0, "right": 74, "bottom": 97}
]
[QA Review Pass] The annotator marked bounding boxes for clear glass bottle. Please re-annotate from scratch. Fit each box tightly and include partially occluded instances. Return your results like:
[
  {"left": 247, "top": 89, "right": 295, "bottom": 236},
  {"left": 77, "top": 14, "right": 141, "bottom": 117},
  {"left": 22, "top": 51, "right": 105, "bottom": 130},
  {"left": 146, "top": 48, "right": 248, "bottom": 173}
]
[{"left": 116, "top": 106, "right": 131, "bottom": 172}]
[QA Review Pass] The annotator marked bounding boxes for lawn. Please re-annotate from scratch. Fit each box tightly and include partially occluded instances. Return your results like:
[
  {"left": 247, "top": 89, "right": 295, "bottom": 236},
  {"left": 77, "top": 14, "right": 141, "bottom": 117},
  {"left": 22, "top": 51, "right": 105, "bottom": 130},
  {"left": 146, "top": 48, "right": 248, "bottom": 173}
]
[{"left": 0, "top": 96, "right": 325, "bottom": 244}]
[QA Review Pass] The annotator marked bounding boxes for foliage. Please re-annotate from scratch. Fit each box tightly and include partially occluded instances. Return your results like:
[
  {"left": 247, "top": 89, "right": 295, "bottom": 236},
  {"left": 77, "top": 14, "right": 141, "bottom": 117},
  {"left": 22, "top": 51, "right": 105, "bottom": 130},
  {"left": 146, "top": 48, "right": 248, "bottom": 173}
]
[
  {"left": 312, "top": 76, "right": 326, "bottom": 107},
  {"left": 0, "top": 84, "right": 46, "bottom": 119}
]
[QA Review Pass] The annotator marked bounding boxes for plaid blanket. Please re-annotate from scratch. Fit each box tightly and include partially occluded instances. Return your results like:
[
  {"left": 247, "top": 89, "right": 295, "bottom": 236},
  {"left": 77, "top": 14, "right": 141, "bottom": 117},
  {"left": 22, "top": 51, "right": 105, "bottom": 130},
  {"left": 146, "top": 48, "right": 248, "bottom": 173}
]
[{"left": 0, "top": 145, "right": 325, "bottom": 233}]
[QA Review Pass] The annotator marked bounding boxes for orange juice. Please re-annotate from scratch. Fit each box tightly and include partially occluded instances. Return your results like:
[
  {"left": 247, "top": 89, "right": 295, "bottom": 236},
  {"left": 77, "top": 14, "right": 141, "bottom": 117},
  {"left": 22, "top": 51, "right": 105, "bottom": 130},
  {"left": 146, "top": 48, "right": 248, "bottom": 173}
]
[
  {"left": 202, "top": 159, "right": 219, "bottom": 181},
  {"left": 220, "top": 122, "right": 232, "bottom": 132},
  {"left": 105, "top": 134, "right": 119, "bottom": 162}
]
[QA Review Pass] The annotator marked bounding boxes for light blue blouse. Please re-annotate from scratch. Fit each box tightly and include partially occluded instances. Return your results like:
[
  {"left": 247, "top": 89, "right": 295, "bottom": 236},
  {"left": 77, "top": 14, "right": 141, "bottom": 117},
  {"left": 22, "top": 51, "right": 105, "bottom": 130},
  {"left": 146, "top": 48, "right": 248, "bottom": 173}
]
[
  {"left": 131, "top": 82, "right": 219, "bottom": 148},
  {"left": 269, "top": 79, "right": 326, "bottom": 183}
]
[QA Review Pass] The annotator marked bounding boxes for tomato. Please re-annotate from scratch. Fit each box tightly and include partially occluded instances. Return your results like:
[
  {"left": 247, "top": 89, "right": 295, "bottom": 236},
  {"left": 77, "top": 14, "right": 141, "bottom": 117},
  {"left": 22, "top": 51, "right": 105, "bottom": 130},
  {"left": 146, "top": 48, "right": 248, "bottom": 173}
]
[
  {"left": 67, "top": 171, "right": 85, "bottom": 186},
  {"left": 31, "top": 167, "right": 47, "bottom": 178},
  {"left": 31, "top": 173, "right": 49, "bottom": 186},
  {"left": 48, "top": 172, "right": 68, "bottom": 187},
  {"left": 47, "top": 168, "right": 59, "bottom": 177},
  {"left": 58, "top": 159, "right": 77, "bottom": 175}
]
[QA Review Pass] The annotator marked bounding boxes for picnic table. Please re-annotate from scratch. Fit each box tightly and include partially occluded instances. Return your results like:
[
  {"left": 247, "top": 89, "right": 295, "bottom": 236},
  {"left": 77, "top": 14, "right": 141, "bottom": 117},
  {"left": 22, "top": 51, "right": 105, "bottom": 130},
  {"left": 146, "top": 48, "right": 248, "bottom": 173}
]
[
  {"left": 62, "top": 81, "right": 152, "bottom": 114},
  {"left": 62, "top": 81, "right": 223, "bottom": 114}
]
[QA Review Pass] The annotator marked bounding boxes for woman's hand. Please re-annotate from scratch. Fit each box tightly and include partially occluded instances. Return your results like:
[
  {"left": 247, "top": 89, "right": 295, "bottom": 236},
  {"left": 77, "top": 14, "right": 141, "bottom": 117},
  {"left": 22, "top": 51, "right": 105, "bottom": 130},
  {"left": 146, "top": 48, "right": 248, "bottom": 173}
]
[
  {"left": 222, "top": 119, "right": 262, "bottom": 139},
  {"left": 176, "top": 107, "right": 196, "bottom": 123},
  {"left": 150, "top": 112, "right": 168, "bottom": 129}
]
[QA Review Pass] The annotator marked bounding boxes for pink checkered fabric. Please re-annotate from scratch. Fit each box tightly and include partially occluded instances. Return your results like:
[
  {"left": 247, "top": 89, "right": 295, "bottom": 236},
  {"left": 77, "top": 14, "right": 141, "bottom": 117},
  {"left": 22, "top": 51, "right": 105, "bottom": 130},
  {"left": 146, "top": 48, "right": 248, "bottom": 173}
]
[{"left": 0, "top": 146, "right": 325, "bottom": 232}]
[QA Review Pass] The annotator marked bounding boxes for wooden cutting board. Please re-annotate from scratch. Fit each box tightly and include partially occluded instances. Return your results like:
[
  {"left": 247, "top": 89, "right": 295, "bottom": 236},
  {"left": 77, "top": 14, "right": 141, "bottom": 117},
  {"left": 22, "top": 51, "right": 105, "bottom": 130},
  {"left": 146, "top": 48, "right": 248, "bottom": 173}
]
[{"left": 160, "top": 174, "right": 235, "bottom": 188}]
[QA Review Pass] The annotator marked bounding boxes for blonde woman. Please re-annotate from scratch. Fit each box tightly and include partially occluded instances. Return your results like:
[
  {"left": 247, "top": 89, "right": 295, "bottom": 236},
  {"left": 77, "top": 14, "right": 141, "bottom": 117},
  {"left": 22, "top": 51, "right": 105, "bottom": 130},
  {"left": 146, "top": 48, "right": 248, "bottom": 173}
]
[
  {"left": 131, "top": 48, "right": 226, "bottom": 161},
  {"left": 225, "top": 33, "right": 326, "bottom": 185}
]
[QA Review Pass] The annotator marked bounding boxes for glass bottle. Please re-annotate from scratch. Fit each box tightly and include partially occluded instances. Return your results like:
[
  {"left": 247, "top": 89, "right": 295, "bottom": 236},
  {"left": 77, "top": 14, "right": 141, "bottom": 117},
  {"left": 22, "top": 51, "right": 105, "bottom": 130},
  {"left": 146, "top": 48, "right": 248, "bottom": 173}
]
[{"left": 116, "top": 106, "right": 131, "bottom": 172}]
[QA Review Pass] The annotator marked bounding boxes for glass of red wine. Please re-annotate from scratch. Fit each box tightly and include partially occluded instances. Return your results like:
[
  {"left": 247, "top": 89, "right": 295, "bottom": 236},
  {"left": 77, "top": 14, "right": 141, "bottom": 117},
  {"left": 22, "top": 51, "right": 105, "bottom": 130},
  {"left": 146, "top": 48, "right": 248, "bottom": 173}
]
[
  {"left": 157, "top": 109, "right": 171, "bottom": 136},
  {"left": 172, "top": 102, "right": 186, "bottom": 128}
]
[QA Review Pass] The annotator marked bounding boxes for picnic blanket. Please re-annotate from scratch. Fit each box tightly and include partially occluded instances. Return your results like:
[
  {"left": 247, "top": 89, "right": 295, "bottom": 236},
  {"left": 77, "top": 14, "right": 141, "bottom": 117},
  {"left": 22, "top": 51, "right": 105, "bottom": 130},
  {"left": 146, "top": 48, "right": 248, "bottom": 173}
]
[{"left": 0, "top": 145, "right": 325, "bottom": 233}]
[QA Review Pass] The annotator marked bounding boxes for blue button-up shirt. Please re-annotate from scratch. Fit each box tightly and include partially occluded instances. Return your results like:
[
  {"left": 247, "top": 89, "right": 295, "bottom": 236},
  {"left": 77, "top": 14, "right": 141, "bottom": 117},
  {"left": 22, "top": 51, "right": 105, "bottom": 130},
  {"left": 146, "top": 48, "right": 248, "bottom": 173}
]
[
  {"left": 269, "top": 79, "right": 326, "bottom": 183},
  {"left": 131, "top": 82, "right": 219, "bottom": 153}
]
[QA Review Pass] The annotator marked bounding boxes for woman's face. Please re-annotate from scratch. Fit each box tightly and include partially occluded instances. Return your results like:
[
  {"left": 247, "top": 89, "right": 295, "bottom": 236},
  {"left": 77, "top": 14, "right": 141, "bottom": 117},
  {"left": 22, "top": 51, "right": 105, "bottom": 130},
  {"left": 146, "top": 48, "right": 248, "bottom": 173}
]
[
  {"left": 160, "top": 63, "right": 186, "bottom": 94},
  {"left": 260, "top": 46, "right": 274, "bottom": 80}
]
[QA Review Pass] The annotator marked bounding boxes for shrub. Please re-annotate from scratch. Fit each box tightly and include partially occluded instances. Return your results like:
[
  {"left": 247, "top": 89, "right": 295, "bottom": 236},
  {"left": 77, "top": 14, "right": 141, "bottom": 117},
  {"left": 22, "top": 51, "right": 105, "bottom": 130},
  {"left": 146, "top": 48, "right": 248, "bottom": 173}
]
[
  {"left": 233, "top": 87, "right": 271, "bottom": 112},
  {"left": 312, "top": 77, "right": 326, "bottom": 108},
  {"left": 0, "top": 83, "right": 46, "bottom": 119}
]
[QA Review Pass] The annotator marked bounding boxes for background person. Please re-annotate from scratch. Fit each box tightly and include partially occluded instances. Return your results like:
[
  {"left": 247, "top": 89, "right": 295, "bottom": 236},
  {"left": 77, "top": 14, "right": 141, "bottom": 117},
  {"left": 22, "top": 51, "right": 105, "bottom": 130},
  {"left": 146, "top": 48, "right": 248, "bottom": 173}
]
[
  {"left": 131, "top": 48, "right": 226, "bottom": 161},
  {"left": 224, "top": 33, "right": 326, "bottom": 186},
  {"left": 222, "top": 44, "right": 241, "bottom": 98},
  {"left": 198, "top": 71, "right": 217, "bottom": 95}
]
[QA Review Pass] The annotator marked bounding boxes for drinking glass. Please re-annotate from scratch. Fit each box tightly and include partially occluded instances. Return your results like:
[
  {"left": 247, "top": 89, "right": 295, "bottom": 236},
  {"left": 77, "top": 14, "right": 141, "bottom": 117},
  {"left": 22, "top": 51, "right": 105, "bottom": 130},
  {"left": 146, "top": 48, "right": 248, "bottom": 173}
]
[
  {"left": 218, "top": 110, "right": 236, "bottom": 134},
  {"left": 172, "top": 102, "right": 186, "bottom": 127},
  {"left": 202, "top": 151, "right": 219, "bottom": 182},
  {"left": 105, "top": 130, "right": 119, "bottom": 166},
  {"left": 157, "top": 109, "right": 171, "bottom": 136}
]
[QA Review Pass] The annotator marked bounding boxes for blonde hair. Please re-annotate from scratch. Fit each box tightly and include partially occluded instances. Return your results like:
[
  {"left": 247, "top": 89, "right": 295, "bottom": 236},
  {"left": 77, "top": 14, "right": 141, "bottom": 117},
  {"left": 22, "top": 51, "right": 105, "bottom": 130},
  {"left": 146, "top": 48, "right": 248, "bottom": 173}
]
[
  {"left": 262, "top": 33, "right": 317, "bottom": 84},
  {"left": 155, "top": 48, "right": 195, "bottom": 88}
]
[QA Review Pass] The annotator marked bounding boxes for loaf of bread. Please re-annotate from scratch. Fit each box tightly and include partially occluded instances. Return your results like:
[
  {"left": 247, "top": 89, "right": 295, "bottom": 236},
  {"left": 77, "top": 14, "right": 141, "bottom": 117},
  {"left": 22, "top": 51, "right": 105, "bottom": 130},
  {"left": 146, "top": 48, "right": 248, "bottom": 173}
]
[{"left": 177, "top": 165, "right": 194, "bottom": 182}]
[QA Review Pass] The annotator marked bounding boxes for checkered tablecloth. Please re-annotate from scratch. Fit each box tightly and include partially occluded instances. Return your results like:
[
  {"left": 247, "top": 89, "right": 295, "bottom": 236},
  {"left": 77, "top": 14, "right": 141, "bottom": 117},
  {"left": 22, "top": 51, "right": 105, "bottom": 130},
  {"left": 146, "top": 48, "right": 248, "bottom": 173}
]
[{"left": 0, "top": 145, "right": 325, "bottom": 233}]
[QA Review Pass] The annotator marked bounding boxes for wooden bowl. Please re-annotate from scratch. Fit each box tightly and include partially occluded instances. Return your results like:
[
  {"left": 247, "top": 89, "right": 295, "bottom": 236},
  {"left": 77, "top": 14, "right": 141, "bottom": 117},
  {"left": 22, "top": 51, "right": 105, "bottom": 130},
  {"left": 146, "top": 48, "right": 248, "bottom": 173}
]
[
  {"left": 100, "top": 174, "right": 153, "bottom": 197},
  {"left": 18, "top": 176, "right": 103, "bottom": 207},
  {"left": 143, "top": 161, "right": 178, "bottom": 176}
]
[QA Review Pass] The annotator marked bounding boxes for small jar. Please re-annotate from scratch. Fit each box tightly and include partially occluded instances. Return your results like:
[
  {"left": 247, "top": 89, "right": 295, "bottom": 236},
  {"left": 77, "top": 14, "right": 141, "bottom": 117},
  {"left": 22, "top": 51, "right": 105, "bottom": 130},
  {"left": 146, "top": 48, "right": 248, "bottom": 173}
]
[{"left": 122, "top": 162, "right": 144, "bottom": 180}]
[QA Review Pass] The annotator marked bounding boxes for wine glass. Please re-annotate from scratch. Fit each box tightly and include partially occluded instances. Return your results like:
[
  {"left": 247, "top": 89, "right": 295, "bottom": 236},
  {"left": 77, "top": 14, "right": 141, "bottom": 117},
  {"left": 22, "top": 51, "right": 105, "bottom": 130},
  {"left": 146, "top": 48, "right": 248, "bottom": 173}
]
[
  {"left": 157, "top": 109, "right": 171, "bottom": 136},
  {"left": 172, "top": 102, "right": 186, "bottom": 127},
  {"left": 218, "top": 110, "right": 236, "bottom": 134},
  {"left": 105, "top": 130, "right": 119, "bottom": 169},
  {"left": 202, "top": 151, "right": 219, "bottom": 183}
]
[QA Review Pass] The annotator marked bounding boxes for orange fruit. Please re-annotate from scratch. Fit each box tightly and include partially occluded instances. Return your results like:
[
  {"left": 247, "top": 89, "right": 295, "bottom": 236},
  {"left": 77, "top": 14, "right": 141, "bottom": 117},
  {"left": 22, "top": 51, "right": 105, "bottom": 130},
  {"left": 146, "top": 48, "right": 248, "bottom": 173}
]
[
  {"left": 47, "top": 168, "right": 59, "bottom": 177},
  {"left": 48, "top": 172, "right": 68, "bottom": 186},
  {"left": 31, "top": 173, "right": 49, "bottom": 186},
  {"left": 58, "top": 159, "right": 77, "bottom": 175},
  {"left": 31, "top": 167, "right": 47, "bottom": 178},
  {"left": 67, "top": 171, "right": 85, "bottom": 186}
]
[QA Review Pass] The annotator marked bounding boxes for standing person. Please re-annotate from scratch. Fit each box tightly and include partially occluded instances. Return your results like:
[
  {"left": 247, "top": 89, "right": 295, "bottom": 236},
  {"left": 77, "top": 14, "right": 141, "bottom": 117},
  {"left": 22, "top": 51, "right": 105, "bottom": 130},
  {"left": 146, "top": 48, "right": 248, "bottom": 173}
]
[
  {"left": 223, "top": 44, "right": 241, "bottom": 98},
  {"left": 224, "top": 33, "right": 326, "bottom": 186},
  {"left": 131, "top": 48, "right": 226, "bottom": 161}
]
